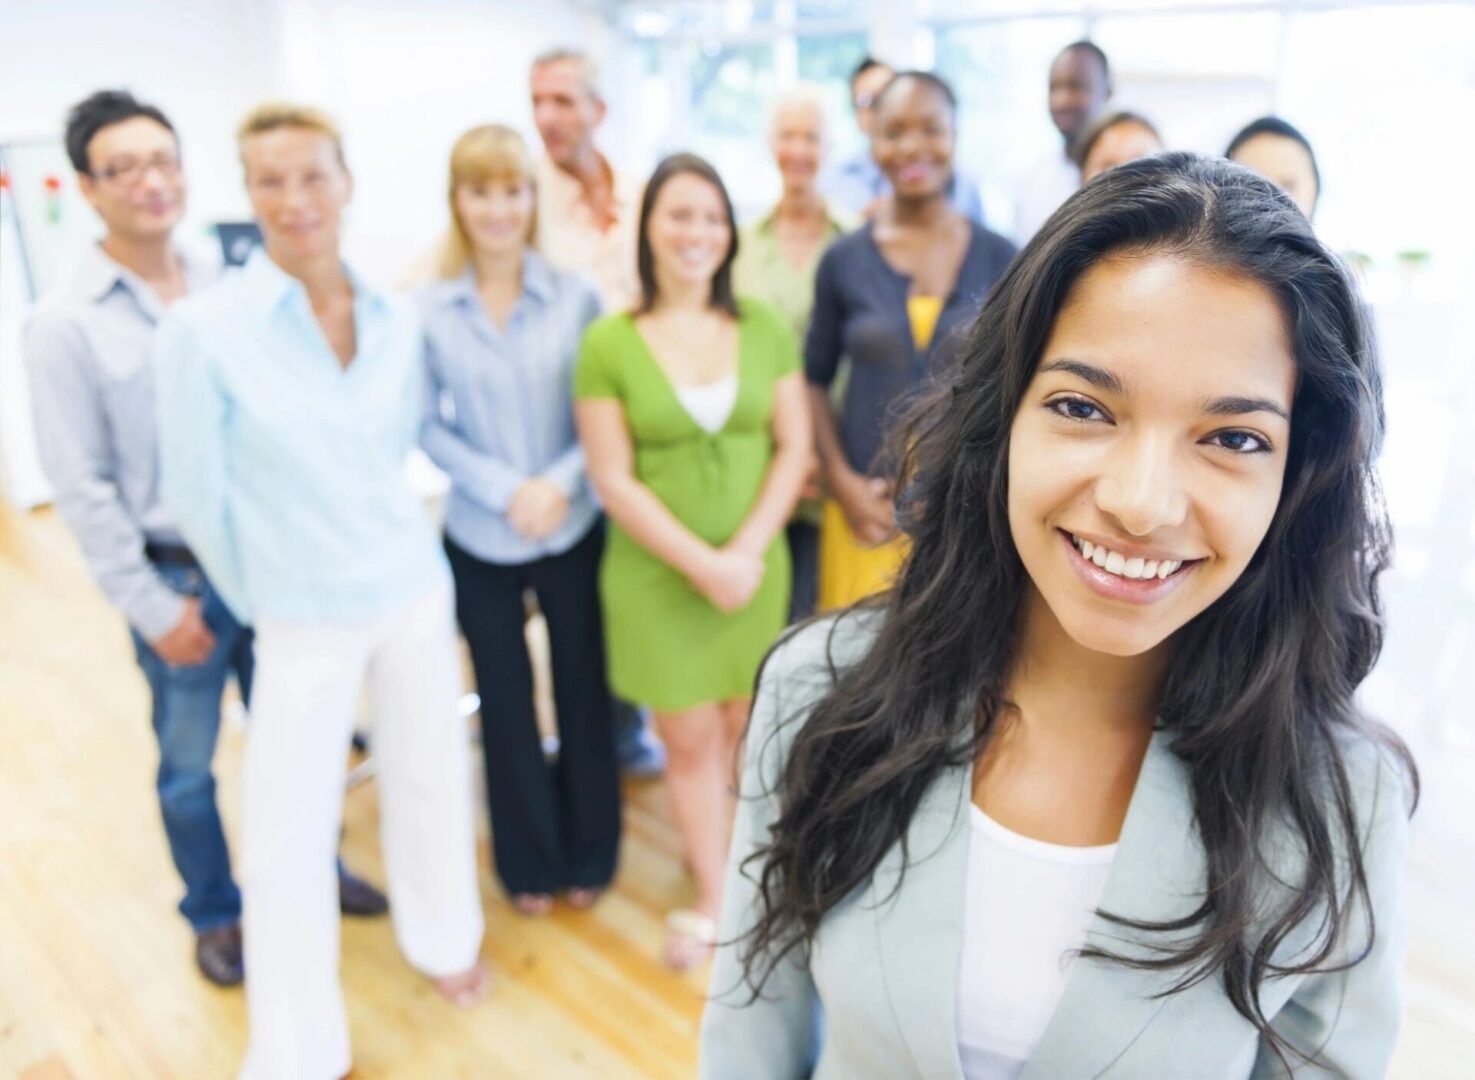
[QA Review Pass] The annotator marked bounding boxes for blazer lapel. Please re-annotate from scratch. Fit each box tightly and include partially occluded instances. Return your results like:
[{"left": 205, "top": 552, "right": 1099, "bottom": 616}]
[
  {"left": 1021, "top": 729, "right": 1208, "bottom": 1078},
  {"left": 871, "top": 761, "right": 972, "bottom": 1080}
]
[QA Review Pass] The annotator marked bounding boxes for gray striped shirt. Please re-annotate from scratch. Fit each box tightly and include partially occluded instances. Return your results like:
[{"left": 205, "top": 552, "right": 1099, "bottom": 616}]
[{"left": 25, "top": 242, "right": 218, "bottom": 639}]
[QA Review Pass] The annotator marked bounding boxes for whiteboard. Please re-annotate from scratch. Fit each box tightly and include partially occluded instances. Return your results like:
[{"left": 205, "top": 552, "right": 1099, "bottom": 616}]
[{"left": 0, "top": 140, "right": 103, "bottom": 508}]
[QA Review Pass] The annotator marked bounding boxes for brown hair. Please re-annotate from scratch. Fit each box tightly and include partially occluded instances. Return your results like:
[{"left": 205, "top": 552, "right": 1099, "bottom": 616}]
[{"left": 635, "top": 153, "right": 739, "bottom": 318}]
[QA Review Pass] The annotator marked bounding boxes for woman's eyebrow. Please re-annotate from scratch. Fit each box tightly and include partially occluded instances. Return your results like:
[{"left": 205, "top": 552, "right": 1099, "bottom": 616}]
[
  {"left": 1040, "top": 359, "right": 1291, "bottom": 421},
  {"left": 1203, "top": 395, "right": 1290, "bottom": 421},
  {"left": 1038, "top": 358, "right": 1125, "bottom": 396}
]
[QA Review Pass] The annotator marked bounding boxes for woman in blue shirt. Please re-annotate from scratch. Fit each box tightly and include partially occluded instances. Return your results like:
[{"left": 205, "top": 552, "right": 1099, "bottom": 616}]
[{"left": 419, "top": 125, "right": 620, "bottom": 916}]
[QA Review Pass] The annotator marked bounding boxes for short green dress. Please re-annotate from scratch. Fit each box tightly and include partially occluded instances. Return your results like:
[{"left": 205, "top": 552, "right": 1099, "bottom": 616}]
[{"left": 573, "top": 300, "right": 800, "bottom": 711}]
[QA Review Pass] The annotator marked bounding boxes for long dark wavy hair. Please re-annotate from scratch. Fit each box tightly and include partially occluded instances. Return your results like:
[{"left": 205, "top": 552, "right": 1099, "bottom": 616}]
[{"left": 736, "top": 153, "right": 1417, "bottom": 1066}]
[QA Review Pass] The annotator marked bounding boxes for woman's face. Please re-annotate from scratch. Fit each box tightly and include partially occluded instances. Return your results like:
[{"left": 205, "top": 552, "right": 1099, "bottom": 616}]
[
  {"left": 1081, "top": 121, "right": 1163, "bottom": 184},
  {"left": 646, "top": 171, "right": 732, "bottom": 292},
  {"left": 871, "top": 78, "right": 955, "bottom": 201},
  {"left": 770, "top": 100, "right": 824, "bottom": 195},
  {"left": 454, "top": 175, "right": 533, "bottom": 257},
  {"left": 1230, "top": 133, "right": 1318, "bottom": 219},
  {"left": 1006, "top": 253, "right": 1296, "bottom": 658},
  {"left": 242, "top": 127, "right": 352, "bottom": 263}
]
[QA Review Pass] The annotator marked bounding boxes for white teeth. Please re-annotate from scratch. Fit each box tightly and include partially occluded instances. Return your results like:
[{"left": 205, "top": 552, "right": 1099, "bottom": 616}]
[{"left": 1070, "top": 533, "right": 1186, "bottom": 582}]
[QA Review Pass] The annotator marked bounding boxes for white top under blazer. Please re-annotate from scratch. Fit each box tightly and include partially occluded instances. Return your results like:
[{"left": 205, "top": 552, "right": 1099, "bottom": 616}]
[{"left": 955, "top": 804, "right": 1116, "bottom": 1078}]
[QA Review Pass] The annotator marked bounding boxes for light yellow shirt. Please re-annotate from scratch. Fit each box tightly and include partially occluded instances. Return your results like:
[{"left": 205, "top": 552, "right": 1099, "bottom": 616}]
[
  {"left": 732, "top": 202, "right": 851, "bottom": 346},
  {"left": 534, "top": 152, "right": 643, "bottom": 313}
]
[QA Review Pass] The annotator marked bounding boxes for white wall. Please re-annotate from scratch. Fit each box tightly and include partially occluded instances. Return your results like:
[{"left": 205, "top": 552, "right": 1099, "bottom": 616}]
[
  {"left": 0, "top": 0, "right": 612, "bottom": 279},
  {"left": 0, "top": 0, "right": 275, "bottom": 242},
  {"left": 0, "top": 0, "right": 611, "bottom": 505},
  {"left": 271, "top": 0, "right": 618, "bottom": 281}
]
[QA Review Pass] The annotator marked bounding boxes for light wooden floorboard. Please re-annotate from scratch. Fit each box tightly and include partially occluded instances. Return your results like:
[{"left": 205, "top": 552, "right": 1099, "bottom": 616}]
[
  {"left": 0, "top": 510, "right": 707, "bottom": 1080},
  {"left": 1, "top": 507, "right": 1471, "bottom": 1077}
]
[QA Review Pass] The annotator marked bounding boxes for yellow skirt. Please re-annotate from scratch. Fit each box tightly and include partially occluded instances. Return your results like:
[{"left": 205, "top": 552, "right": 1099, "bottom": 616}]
[{"left": 817, "top": 500, "right": 909, "bottom": 611}]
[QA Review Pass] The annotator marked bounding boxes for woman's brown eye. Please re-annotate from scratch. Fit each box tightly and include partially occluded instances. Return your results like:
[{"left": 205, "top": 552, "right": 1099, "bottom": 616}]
[{"left": 1210, "top": 430, "right": 1272, "bottom": 454}]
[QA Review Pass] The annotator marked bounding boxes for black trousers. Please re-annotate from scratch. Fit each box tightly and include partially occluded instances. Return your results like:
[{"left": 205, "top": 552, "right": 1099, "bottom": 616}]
[
  {"left": 446, "top": 524, "right": 620, "bottom": 895},
  {"left": 786, "top": 519, "right": 820, "bottom": 623}
]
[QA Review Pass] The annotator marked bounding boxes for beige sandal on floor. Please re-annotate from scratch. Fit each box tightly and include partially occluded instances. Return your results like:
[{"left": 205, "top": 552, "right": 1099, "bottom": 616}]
[{"left": 664, "top": 909, "right": 717, "bottom": 972}]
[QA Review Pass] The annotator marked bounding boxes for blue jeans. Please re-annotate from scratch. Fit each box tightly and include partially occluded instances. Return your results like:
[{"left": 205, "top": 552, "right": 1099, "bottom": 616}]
[{"left": 130, "top": 562, "right": 254, "bottom": 932}]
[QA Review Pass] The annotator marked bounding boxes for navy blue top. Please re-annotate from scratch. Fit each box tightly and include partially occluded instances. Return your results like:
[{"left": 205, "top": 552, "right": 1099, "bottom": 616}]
[{"left": 804, "top": 220, "right": 1016, "bottom": 476}]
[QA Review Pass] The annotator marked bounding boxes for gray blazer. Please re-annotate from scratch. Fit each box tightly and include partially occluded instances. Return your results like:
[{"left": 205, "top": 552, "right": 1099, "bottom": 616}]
[{"left": 701, "top": 614, "right": 1411, "bottom": 1079}]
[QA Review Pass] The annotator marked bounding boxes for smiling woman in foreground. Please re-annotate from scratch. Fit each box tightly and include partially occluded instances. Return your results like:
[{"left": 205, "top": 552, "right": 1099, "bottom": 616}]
[{"left": 700, "top": 152, "right": 1417, "bottom": 1079}]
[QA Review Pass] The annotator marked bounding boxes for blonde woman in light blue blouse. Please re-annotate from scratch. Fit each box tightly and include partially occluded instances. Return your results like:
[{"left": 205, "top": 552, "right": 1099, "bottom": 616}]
[
  {"left": 155, "top": 104, "right": 486, "bottom": 1080},
  {"left": 418, "top": 124, "right": 621, "bottom": 918}
]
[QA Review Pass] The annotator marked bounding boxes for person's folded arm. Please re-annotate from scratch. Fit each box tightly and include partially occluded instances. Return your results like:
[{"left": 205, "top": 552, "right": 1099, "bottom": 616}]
[
  {"left": 700, "top": 641, "right": 820, "bottom": 1078},
  {"left": 729, "top": 370, "right": 813, "bottom": 557},
  {"left": 418, "top": 341, "right": 526, "bottom": 512},
  {"left": 25, "top": 314, "right": 185, "bottom": 640},
  {"left": 539, "top": 442, "right": 586, "bottom": 499},
  {"left": 804, "top": 247, "right": 862, "bottom": 495},
  {"left": 1252, "top": 747, "right": 1414, "bottom": 1078},
  {"left": 574, "top": 397, "right": 713, "bottom": 579},
  {"left": 152, "top": 312, "right": 250, "bottom": 623}
]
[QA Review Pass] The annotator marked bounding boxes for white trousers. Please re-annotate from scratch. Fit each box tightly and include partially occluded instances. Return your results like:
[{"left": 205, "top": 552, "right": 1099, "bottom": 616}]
[{"left": 239, "top": 581, "right": 484, "bottom": 1080}]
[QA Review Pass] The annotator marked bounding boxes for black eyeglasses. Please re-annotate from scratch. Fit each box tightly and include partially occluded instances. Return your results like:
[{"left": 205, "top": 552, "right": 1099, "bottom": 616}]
[{"left": 92, "top": 153, "right": 182, "bottom": 186}]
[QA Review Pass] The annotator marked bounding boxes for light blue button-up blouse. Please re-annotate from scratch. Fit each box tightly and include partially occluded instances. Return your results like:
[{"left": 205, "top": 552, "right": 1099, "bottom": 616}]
[
  {"left": 153, "top": 249, "right": 447, "bottom": 625},
  {"left": 417, "top": 252, "right": 602, "bottom": 565}
]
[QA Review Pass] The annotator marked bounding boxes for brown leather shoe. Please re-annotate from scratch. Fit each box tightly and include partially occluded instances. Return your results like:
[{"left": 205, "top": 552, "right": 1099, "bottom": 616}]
[{"left": 195, "top": 924, "right": 244, "bottom": 987}]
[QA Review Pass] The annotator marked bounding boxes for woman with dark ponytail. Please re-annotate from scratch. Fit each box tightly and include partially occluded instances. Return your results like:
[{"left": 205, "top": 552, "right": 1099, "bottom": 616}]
[{"left": 701, "top": 152, "right": 1416, "bottom": 1078}]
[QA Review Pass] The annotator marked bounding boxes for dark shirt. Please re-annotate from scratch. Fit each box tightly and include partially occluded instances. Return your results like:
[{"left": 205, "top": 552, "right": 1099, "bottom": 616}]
[{"left": 805, "top": 220, "right": 1016, "bottom": 476}]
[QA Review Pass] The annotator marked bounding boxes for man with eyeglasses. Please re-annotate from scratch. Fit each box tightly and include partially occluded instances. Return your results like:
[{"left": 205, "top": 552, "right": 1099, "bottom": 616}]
[{"left": 24, "top": 89, "right": 387, "bottom": 990}]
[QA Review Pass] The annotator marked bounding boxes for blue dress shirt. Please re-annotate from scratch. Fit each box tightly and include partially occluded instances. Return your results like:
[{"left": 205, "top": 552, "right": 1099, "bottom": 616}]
[
  {"left": 153, "top": 249, "right": 446, "bottom": 625},
  {"left": 416, "top": 253, "right": 602, "bottom": 565}
]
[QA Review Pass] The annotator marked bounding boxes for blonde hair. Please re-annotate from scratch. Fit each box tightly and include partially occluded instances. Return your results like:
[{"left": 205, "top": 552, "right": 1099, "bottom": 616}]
[
  {"left": 436, "top": 124, "right": 538, "bottom": 280},
  {"left": 236, "top": 102, "right": 346, "bottom": 168}
]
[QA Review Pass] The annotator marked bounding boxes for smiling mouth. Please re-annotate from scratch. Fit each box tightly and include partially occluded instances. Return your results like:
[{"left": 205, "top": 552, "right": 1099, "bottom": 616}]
[{"left": 1062, "top": 529, "right": 1199, "bottom": 582}]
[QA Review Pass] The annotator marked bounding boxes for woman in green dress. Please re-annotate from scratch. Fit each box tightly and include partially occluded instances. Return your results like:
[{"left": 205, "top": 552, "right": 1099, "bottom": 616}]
[{"left": 574, "top": 153, "right": 812, "bottom": 971}]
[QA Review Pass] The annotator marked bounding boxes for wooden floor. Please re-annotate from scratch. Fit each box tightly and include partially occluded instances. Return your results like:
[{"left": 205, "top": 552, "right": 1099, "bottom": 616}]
[
  {"left": 2, "top": 507, "right": 1472, "bottom": 1078},
  {"left": 0, "top": 510, "right": 707, "bottom": 1079}
]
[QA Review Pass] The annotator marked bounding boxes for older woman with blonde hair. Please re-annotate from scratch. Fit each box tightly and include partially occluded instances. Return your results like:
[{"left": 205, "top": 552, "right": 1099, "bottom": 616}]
[{"left": 418, "top": 124, "right": 621, "bottom": 918}]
